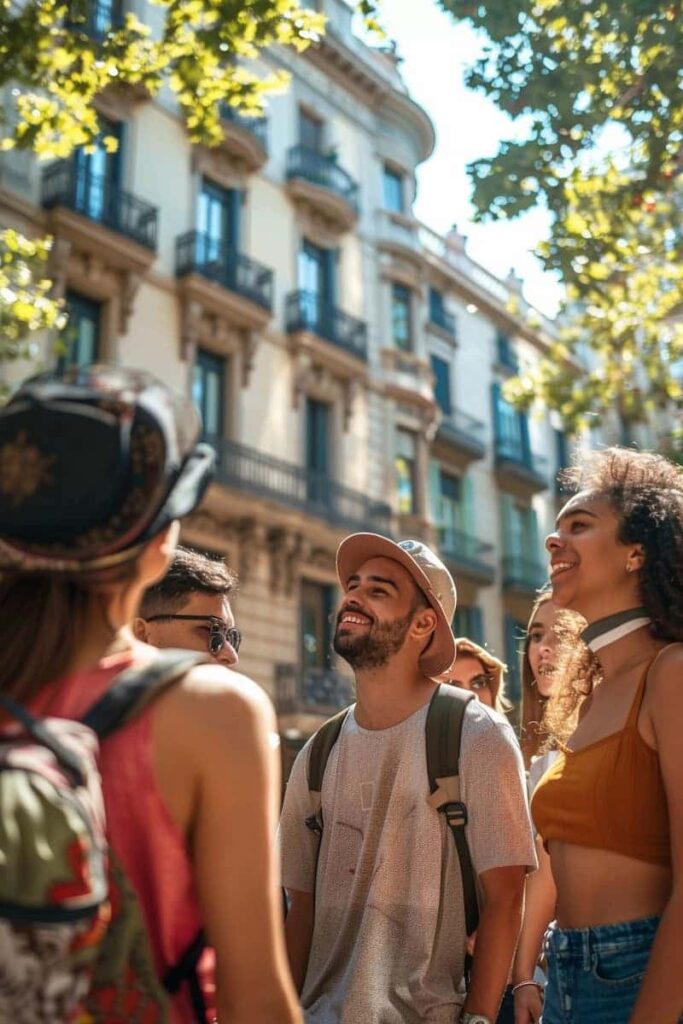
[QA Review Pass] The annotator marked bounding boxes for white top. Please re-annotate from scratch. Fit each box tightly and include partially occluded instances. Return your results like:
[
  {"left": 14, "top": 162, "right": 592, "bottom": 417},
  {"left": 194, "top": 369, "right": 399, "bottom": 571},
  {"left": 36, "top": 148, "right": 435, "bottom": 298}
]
[{"left": 279, "top": 698, "right": 537, "bottom": 1024}]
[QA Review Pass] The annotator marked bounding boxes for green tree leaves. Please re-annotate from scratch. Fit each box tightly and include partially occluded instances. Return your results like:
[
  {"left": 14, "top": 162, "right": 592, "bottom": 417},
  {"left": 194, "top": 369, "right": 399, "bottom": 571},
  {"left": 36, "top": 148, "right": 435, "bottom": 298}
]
[{"left": 439, "top": 0, "right": 683, "bottom": 432}]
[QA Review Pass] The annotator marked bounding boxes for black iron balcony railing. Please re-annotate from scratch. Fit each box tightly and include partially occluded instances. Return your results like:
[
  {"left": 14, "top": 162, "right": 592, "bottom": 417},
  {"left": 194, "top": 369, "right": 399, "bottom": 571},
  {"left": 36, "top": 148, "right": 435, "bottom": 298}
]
[
  {"left": 175, "top": 231, "right": 274, "bottom": 311},
  {"left": 220, "top": 104, "right": 269, "bottom": 151},
  {"left": 285, "top": 290, "right": 368, "bottom": 361},
  {"left": 495, "top": 439, "right": 548, "bottom": 485},
  {"left": 437, "top": 408, "right": 486, "bottom": 457},
  {"left": 41, "top": 162, "right": 158, "bottom": 250},
  {"left": 502, "top": 554, "right": 548, "bottom": 593},
  {"left": 275, "top": 664, "right": 354, "bottom": 715},
  {"left": 286, "top": 144, "right": 359, "bottom": 212},
  {"left": 438, "top": 527, "right": 495, "bottom": 581},
  {"left": 429, "top": 305, "right": 456, "bottom": 337},
  {"left": 206, "top": 435, "right": 392, "bottom": 533}
]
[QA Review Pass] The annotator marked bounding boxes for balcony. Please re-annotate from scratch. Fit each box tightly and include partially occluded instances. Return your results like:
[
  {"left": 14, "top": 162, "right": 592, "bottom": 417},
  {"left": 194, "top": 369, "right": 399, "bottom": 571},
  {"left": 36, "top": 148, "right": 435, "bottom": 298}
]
[
  {"left": 286, "top": 145, "right": 359, "bottom": 231},
  {"left": 434, "top": 407, "right": 487, "bottom": 462},
  {"left": 176, "top": 231, "right": 273, "bottom": 312},
  {"left": 207, "top": 436, "right": 392, "bottom": 534},
  {"left": 494, "top": 439, "right": 548, "bottom": 494},
  {"left": 438, "top": 527, "right": 495, "bottom": 586},
  {"left": 219, "top": 104, "right": 269, "bottom": 172},
  {"left": 275, "top": 665, "right": 354, "bottom": 717},
  {"left": 41, "top": 162, "right": 158, "bottom": 250},
  {"left": 502, "top": 554, "right": 548, "bottom": 596},
  {"left": 286, "top": 290, "right": 367, "bottom": 362}
]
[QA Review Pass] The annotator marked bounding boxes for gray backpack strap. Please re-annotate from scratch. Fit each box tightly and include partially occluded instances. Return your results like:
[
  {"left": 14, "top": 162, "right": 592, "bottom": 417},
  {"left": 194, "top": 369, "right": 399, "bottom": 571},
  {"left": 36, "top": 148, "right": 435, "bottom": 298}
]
[
  {"left": 425, "top": 684, "right": 479, "bottom": 937},
  {"left": 305, "top": 706, "right": 350, "bottom": 837}
]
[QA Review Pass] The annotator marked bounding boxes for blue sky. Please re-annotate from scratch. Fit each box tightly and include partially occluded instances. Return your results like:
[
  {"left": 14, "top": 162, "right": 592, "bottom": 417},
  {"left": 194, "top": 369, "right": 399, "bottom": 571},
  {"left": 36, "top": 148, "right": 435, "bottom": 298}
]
[{"left": 367, "top": 0, "right": 566, "bottom": 317}]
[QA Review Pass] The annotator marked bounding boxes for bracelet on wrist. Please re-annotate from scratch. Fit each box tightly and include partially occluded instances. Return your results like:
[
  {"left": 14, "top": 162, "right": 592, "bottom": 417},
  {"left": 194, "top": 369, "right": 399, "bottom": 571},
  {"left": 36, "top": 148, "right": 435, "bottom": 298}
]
[{"left": 512, "top": 980, "right": 543, "bottom": 995}]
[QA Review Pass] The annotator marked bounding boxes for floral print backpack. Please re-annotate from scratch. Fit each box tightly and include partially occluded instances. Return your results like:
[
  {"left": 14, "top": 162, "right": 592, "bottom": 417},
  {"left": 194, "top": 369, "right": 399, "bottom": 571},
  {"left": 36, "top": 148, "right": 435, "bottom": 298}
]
[{"left": 0, "top": 650, "right": 207, "bottom": 1024}]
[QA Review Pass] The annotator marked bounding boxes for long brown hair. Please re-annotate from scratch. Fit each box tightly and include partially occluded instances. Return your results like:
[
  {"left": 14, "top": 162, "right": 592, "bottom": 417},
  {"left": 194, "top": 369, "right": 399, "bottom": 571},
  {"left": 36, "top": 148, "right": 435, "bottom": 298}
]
[
  {"left": 0, "top": 565, "right": 134, "bottom": 703},
  {"left": 520, "top": 591, "right": 553, "bottom": 767}
]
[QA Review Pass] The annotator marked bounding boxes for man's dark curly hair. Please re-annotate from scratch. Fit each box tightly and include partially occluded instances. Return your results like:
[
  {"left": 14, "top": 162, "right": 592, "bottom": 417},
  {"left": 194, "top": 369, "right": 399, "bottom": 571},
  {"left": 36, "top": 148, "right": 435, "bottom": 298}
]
[{"left": 560, "top": 446, "right": 683, "bottom": 642}]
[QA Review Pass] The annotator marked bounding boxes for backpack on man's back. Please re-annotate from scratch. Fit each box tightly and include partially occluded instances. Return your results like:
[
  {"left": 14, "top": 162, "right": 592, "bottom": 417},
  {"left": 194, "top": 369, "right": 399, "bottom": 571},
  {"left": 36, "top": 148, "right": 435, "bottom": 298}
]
[
  {"left": 304, "top": 683, "right": 480, "bottom": 939},
  {"left": 0, "top": 650, "right": 207, "bottom": 1024}
]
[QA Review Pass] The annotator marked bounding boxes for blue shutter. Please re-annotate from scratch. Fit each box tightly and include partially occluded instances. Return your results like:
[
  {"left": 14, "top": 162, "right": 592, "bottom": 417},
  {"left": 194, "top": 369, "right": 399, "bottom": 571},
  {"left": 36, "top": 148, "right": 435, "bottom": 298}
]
[
  {"left": 470, "top": 606, "right": 484, "bottom": 645},
  {"left": 431, "top": 355, "right": 451, "bottom": 414},
  {"left": 323, "top": 248, "right": 337, "bottom": 308},
  {"left": 429, "top": 459, "right": 442, "bottom": 523},
  {"left": 462, "top": 475, "right": 475, "bottom": 535},
  {"left": 500, "top": 493, "right": 515, "bottom": 556},
  {"left": 227, "top": 188, "right": 241, "bottom": 249},
  {"left": 491, "top": 382, "right": 503, "bottom": 446}
]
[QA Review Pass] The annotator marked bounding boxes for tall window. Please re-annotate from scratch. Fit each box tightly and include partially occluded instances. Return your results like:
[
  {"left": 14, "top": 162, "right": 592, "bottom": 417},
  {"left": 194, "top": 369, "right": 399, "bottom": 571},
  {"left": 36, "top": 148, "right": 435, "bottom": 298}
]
[
  {"left": 395, "top": 428, "right": 417, "bottom": 514},
  {"left": 298, "top": 240, "right": 336, "bottom": 328},
  {"left": 301, "top": 580, "right": 333, "bottom": 671},
  {"left": 438, "top": 470, "right": 462, "bottom": 532},
  {"left": 306, "top": 398, "right": 330, "bottom": 477},
  {"left": 496, "top": 331, "right": 518, "bottom": 372},
  {"left": 492, "top": 382, "right": 531, "bottom": 462},
  {"left": 391, "top": 283, "right": 412, "bottom": 351},
  {"left": 74, "top": 118, "right": 121, "bottom": 222},
  {"left": 193, "top": 349, "right": 226, "bottom": 438},
  {"left": 429, "top": 287, "right": 445, "bottom": 322},
  {"left": 61, "top": 292, "right": 101, "bottom": 368},
  {"left": 452, "top": 606, "right": 484, "bottom": 645},
  {"left": 305, "top": 398, "right": 331, "bottom": 507},
  {"left": 500, "top": 494, "right": 541, "bottom": 565},
  {"left": 383, "top": 164, "right": 404, "bottom": 213},
  {"left": 197, "top": 179, "right": 239, "bottom": 256},
  {"left": 430, "top": 354, "right": 451, "bottom": 415},
  {"left": 299, "top": 109, "right": 324, "bottom": 153}
]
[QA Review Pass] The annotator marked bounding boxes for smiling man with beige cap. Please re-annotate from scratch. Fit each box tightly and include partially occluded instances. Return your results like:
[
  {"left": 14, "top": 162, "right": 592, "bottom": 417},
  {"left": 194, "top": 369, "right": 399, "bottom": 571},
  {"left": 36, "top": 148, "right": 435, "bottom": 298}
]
[{"left": 280, "top": 534, "right": 535, "bottom": 1024}]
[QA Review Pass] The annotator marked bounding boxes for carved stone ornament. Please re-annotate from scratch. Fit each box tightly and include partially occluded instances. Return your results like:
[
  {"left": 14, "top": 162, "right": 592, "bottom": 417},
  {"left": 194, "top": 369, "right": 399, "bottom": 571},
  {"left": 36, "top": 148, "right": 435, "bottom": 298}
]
[
  {"left": 268, "top": 527, "right": 303, "bottom": 596},
  {"left": 192, "top": 145, "right": 248, "bottom": 192}
]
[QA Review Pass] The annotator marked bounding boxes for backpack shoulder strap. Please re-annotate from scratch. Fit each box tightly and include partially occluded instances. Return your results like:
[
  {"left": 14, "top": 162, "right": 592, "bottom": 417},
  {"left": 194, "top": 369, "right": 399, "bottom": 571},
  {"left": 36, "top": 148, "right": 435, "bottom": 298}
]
[
  {"left": 305, "top": 706, "right": 351, "bottom": 836},
  {"left": 83, "top": 649, "right": 209, "bottom": 740},
  {"left": 425, "top": 683, "right": 479, "bottom": 937}
]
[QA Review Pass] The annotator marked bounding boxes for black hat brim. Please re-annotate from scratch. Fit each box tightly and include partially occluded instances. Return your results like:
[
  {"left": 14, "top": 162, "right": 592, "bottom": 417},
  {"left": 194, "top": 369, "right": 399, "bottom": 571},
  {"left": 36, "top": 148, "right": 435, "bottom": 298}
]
[{"left": 139, "top": 442, "right": 216, "bottom": 544}]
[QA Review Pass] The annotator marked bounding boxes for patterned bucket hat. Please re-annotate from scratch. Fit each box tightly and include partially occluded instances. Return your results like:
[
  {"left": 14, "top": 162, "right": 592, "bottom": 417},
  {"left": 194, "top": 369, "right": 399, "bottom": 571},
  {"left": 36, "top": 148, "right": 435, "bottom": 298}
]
[{"left": 0, "top": 364, "right": 215, "bottom": 573}]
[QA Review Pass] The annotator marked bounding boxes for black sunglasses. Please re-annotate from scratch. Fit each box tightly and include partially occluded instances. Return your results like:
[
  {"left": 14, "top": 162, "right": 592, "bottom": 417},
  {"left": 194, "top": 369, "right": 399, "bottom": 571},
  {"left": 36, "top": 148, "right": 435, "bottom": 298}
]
[{"left": 145, "top": 614, "right": 242, "bottom": 656}]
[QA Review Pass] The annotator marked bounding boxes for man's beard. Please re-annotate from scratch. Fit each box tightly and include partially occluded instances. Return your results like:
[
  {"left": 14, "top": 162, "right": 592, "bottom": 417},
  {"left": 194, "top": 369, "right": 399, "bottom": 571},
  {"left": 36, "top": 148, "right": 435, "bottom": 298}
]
[{"left": 333, "top": 608, "right": 416, "bottom": 670}]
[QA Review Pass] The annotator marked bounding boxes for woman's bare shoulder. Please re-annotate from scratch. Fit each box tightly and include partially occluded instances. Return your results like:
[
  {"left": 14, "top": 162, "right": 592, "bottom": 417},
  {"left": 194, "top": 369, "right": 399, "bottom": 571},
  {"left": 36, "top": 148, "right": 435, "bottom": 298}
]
[{"left": 157, "top": 663, "right": 275, "bottom": 739}]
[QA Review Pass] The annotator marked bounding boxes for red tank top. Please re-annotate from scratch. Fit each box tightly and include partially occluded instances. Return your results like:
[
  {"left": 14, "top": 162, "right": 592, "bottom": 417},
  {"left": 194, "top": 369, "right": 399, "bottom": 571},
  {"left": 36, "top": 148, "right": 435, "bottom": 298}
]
[{"left": 31, "top": 651, "right": 214, "bottom": 1024}]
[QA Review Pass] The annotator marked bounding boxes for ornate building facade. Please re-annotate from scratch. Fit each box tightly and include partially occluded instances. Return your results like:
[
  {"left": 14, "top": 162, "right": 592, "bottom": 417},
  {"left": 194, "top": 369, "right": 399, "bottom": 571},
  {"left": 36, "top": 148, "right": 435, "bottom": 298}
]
[{"left": 1, "top": 0, "right": 644, "bottom": 767}]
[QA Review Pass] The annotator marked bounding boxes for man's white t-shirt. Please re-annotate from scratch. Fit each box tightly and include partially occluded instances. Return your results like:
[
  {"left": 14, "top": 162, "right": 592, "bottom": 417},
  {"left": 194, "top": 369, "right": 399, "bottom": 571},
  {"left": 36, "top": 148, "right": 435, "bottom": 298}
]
[{"left": 279, "top": 696, "right": 537, "bottom": 1024}]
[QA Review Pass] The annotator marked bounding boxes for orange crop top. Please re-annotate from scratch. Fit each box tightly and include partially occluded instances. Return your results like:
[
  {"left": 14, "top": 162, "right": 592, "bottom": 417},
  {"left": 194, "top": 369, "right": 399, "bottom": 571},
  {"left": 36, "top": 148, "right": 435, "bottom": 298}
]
[{"left": 531, "top": 661, "right": 670, "bottom": 866}]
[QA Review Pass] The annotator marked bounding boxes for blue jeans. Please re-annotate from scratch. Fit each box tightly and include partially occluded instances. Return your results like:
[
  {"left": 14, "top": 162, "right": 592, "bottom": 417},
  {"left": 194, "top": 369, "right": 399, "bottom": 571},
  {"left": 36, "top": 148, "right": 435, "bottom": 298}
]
[{"left": 541, "top": 915, "right": 661, "bottom": 1024}]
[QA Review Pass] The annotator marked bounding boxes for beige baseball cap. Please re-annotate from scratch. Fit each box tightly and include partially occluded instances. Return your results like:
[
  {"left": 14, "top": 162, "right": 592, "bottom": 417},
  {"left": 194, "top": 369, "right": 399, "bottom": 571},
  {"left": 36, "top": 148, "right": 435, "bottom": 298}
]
[{"left": 336, "top": 533, "right": 457, "bottom": 676}]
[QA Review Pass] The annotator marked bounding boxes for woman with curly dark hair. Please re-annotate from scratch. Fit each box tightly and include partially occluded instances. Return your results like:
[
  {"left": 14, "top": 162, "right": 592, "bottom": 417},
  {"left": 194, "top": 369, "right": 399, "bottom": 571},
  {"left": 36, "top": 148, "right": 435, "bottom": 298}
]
[{"left": 521, "top": 447, "right": 683, "bottom": 1023}]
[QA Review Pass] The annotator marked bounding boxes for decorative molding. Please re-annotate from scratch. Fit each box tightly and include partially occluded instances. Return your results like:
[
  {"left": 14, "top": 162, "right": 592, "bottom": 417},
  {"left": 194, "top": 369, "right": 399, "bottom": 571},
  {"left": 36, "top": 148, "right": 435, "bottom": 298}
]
[
  {"left": 176, "top": 274, "right": 271, "bottom": 387},
  {"left": 192, "top": 145, "right": 248, "bottom": 192},
  {"left": 291, "top": 348, "right": 362, "bottom": 431},
  {"left": 268, "top": 527, "right": 302, "bottom": 596},
  {"left": 286, "top": 178, "right": 358, "bottom": 236}
]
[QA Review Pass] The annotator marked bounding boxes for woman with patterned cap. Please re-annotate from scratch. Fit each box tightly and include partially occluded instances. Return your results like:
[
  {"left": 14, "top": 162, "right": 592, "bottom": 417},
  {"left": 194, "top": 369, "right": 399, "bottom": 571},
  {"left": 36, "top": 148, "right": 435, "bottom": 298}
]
[{"left": 0, "top": 365, "right": 301, "bottom": 1024}]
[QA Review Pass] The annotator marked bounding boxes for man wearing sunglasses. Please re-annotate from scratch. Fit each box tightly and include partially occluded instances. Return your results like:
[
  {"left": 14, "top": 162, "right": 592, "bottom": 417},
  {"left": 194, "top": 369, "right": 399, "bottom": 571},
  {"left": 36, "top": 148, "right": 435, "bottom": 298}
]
[{"left": 134, "top": 545, "right": 241, "bottom": 666}]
